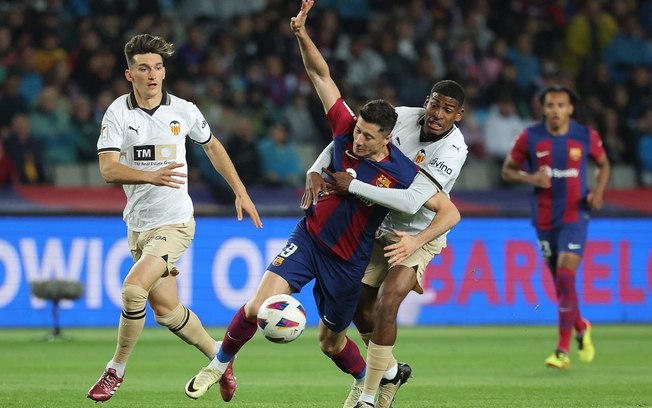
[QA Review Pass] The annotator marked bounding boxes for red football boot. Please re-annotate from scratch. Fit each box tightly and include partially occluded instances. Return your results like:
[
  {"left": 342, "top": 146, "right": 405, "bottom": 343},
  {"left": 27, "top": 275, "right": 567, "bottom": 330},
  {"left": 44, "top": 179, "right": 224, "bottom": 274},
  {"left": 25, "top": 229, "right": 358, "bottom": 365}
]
[
  {"left": 218, "top": 359, "right": 236, "bottom": 402},
  {"left": 87, "top": 368, "right": 124, "bottom": 402}
]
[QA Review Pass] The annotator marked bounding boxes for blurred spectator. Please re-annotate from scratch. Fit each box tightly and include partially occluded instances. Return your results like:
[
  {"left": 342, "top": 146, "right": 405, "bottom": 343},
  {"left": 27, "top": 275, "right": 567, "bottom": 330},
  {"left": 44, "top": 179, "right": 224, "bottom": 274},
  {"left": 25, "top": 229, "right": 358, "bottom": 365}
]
[
  {"left": 336, "top": 34, "right": 386, "bottom": 98},
  {"left": 398, "top": 55, "right": 437, "bottom": 107},
  {"left": 599, "top": 107, "right": 629, "bottom": 164},
  {"left": 636, "top": 106, "right": 652, "bottom": 186},
  {"left": 224, "top": 116, "right": 261, "bottom": 187},
  {"left": 16, "top": 47, "right": 44, "bottom": 105},
  {"left": 561, "top": 0, "right": 618, "bottom": 78},
  {"left": 282, "top": 93, "right": 322, "bottom": 147},
  {"left": 70, "top": 96, "right": 101, "bottom": 163},
  {"left": 505, "top": 33, "right": 540, "bottom": 94},
  {"left": 263, "top": 54, "right": 291, "bottom": 107},
  {"left": 485, "top": 61, "right": 530, "bottom": 117},
  {"left": 602, "top": 14, "right": 652, "bottom": 84},
  {"left": 449, "top": 35, "right": 479, "bottom": 83},
  {"left": 483, "top": 93, "right": 529, "bottom": 174},
  {"left": 175, "top": 26, "right": 207, "bottom": 79},
  {"left": 4, "top": 113, "right": 46, "bottom": 184},
  {"left": 33, "top": 30, "right": 68, "bottom": 77},
  {"left": 0, "top": 141, "right": 14, "bottom": 185},
  {"left": 0, "top": 72, "right": 29, "bottom": 135},
  {"left": 0, "top": 26, "right": 18, "bottom": 70},
  {"left": 420, "top": 24, "right": 449, "bottom": 82},
  {"left": 449, "top": 5, "right": 495, "bottom": 54},
  {"left": 477, "top": 37, "right": 508, "bottom": 91},
  {"left": 257, "top": 121, "right": 302, "bottom": 187},
  {"left": 624, "top": 66, "right": 652, "bottom": 121},
  {"left": 29, "top": 86, "right": 76, "bottom": 172},
  {"left": 376, "top": 30, "right": 414, "bottom": 91}
]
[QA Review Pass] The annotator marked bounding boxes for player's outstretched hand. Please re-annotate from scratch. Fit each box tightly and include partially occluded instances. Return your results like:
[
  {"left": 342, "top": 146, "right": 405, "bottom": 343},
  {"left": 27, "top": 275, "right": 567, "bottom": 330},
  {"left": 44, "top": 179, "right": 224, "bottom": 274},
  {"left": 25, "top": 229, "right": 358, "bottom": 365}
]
[
  {"left": 149, "top": 162, "right": 186, "bottom": 188},
  {"left": 290, "top": 0, "right": 314, "bottom": 33},
  {"left": 322, "top": 167, "right": 353, "bottom": 195},
  {"left": 301, "top": 171, "right": 326, "bottom": 209},
  {"left": 235, "top": 194, "right": 263, "bottom": 228},
  {"left": 384, "top": 230, "right": 419, "bottom": 266}
]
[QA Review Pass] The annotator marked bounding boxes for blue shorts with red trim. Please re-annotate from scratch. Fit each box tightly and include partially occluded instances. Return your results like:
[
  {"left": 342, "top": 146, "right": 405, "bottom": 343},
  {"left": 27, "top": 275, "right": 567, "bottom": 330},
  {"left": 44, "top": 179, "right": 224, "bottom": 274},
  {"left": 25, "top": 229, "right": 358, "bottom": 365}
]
[{"left": 267, "top": 218, "right": 366, "bottom": 332}]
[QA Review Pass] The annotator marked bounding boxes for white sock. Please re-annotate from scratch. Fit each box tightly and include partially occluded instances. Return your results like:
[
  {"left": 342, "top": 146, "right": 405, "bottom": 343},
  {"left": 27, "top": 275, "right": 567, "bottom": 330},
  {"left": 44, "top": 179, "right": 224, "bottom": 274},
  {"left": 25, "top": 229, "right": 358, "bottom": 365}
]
[
  {"left": 106, "top": 360, "right": 126, "bottom": 377},
  {"left": 360, "top": 392, "right": 375, "bottom": 404},
  {"left": 210, "top": 340, "right": 222, "bottom": 360},
  {"left": 383, "top": 363, "right": 398, "bottom": 380},
  {"left": 208, "top": 356, "right": 229, "bottom": 373}
]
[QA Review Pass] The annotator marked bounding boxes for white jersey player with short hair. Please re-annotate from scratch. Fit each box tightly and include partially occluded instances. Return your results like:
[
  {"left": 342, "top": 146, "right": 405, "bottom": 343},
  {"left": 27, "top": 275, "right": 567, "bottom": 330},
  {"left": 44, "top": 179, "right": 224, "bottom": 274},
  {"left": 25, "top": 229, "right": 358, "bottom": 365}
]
[
  {"left": 98, "top": 91, "right": 211, "bottom": 232},
  {"left": 368, "top": 106, "right": 467, "bottom": 237}
]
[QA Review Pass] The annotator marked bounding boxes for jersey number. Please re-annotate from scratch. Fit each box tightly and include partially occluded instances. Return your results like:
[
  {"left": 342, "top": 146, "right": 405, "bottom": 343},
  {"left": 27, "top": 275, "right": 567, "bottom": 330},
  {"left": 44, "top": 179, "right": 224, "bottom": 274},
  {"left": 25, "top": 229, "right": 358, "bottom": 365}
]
[
  {"left": 537, "top": 239, "right": 552, "bottom": 258},
  {"left": 278, "top": 243, "right": 298, "bottom": 258}
]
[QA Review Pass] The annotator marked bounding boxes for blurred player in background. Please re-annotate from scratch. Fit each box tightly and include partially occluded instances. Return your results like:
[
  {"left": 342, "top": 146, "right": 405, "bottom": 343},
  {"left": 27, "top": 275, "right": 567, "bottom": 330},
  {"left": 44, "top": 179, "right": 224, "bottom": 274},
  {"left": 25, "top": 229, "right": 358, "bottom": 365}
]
[
  {"left": 502, "top": 84, "right": 610, "bottom": 369},
  {"left": 182, "top": 0, "right": 460, "bottom": 402},
  {"left": 87, "top": 33, "right": 262, "bottom": 402}
]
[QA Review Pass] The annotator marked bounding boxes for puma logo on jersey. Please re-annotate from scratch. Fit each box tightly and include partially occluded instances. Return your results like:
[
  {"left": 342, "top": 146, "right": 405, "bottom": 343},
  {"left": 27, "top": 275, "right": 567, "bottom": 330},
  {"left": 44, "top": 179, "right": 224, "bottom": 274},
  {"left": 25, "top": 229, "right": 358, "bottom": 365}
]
[{"left": 128, "top": 125, "right": 140, "bottom": 135}]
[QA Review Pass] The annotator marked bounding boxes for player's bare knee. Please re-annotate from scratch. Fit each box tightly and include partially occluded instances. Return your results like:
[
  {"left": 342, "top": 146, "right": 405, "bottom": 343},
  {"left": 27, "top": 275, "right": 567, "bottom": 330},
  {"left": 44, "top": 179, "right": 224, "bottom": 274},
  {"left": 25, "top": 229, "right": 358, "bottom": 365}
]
[
  {"left": 122, "top": 283, "right": 148, "bottom": 312},
  {"left": 319, "top": 338, "right": 341, "bottom": 356},
  {"left": 375, "top": 293, "right": 402, "bottom": 317}
]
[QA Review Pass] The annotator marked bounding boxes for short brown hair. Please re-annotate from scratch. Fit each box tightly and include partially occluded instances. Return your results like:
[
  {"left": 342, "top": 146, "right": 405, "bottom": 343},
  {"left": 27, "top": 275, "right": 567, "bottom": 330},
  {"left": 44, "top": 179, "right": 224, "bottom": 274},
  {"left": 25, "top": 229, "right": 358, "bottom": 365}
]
[
  {"left": 124, "top": 34, "right": 174, "bottom": 66},
  {"left": 359, "top": 99, "right": 398, "bottom": 135}
]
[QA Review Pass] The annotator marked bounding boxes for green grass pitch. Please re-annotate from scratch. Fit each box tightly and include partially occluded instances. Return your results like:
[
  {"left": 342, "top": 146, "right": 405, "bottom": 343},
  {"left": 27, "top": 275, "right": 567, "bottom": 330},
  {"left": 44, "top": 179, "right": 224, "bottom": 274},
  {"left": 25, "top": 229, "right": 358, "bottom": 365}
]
[{"left": 0, "top": 325, "right": 650, "bottom": 407}]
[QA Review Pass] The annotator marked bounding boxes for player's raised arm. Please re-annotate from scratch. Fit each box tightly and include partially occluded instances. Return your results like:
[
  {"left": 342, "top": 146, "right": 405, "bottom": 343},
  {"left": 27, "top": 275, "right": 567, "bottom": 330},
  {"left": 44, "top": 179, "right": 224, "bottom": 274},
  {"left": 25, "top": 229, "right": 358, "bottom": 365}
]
[{"left": 290, "top": 0, "right": 340, "bottom": 113}]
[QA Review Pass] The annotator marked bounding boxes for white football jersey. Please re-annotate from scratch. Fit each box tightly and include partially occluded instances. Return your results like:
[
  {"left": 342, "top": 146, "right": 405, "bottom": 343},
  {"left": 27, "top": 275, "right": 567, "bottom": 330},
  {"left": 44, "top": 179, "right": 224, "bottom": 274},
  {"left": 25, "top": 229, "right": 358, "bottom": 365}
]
[
  {"left": 381, "top": 106, "right": 468, "bottom": 235},
  {"left": 97, "top": 91, "right": 212, "bottom": 232}
]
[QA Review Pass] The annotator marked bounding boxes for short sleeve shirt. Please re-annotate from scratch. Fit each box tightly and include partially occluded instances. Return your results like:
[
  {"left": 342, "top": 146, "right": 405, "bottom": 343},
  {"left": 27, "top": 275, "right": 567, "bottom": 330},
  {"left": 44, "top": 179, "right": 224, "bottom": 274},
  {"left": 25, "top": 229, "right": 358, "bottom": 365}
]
[{"left": 97, "top": 91, "right": 211, "bottom": 232}]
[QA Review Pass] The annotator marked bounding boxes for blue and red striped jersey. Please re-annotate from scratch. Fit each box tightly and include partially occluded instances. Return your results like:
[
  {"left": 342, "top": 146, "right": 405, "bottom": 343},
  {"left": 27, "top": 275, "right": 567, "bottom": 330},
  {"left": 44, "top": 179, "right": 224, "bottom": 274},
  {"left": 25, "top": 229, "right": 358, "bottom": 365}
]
[
  {"left": 306, "top": 98, "right": 418, "bottom": 265},
  {"left": 510, "top": 120, "right": 606, "bottom": 230}
]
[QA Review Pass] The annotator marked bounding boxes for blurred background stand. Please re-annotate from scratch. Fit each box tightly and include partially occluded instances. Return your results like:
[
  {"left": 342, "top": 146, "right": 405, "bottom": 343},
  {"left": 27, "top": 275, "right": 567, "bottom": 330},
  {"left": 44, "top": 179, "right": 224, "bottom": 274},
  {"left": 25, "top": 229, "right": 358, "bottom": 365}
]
[{"left": 30, "top": 279, "right": 83, "bottom": 341}]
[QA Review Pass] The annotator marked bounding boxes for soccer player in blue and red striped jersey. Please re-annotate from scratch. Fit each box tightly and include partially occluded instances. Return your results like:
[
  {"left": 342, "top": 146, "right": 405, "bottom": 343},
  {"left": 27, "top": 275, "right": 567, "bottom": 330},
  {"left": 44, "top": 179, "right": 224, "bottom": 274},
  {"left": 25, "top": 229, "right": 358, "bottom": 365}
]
[
  {"left": 183, "top": 0, "right": 461, "bottom": 401},
  {"left": 502, "top": 85, "right": 610, "bottom": 369}
]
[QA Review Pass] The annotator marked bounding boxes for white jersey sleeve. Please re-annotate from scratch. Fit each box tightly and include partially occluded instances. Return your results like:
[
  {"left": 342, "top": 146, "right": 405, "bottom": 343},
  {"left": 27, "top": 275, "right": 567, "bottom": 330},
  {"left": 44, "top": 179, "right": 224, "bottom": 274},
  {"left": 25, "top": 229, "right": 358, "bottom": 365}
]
[
  {"left": 307, "top": 141, "right": 334, "bottom": 174},
  {"left": 187, "top": 103, "right": 212, "bottom": 144},
  {"left": 348, "top": 170, "right": 439, "bottom": 214},
  {"left": 98, "top": 106, "right": 124, "bottom": 153}
]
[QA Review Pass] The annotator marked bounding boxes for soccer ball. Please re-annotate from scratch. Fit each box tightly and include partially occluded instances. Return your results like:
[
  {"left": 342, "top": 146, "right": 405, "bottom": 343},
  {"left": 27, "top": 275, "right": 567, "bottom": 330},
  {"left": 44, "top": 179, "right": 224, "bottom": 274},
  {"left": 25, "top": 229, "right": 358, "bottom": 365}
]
[{"left": 257, "top": 294, "right": 306, "bottom": 343}]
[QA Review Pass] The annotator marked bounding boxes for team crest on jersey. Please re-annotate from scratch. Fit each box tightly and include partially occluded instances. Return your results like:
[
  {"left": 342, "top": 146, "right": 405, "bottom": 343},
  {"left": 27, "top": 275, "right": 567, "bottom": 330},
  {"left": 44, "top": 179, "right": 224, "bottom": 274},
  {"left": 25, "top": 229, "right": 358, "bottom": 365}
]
[
  {"left": 376, "top": 174, "right": 391, "bottom": 188},
  {"left": 272, "top": 256, "right": 285, "bottom": 266},
  {"left": 169, "top": 120, "right": 181, "bottom": 136},
  {"left": 414, "top": 149, "right": 426, "bottom": 164},
  {"left": 569, "top": 147, "right": 582, "bottom": 161}
]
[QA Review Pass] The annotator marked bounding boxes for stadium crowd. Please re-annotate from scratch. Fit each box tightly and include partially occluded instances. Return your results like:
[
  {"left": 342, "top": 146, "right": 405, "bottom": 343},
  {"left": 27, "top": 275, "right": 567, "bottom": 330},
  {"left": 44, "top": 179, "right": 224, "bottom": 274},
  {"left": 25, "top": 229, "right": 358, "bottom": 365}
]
[{"left": 1, "top": 0, "right": 652, "bottom": 194}]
